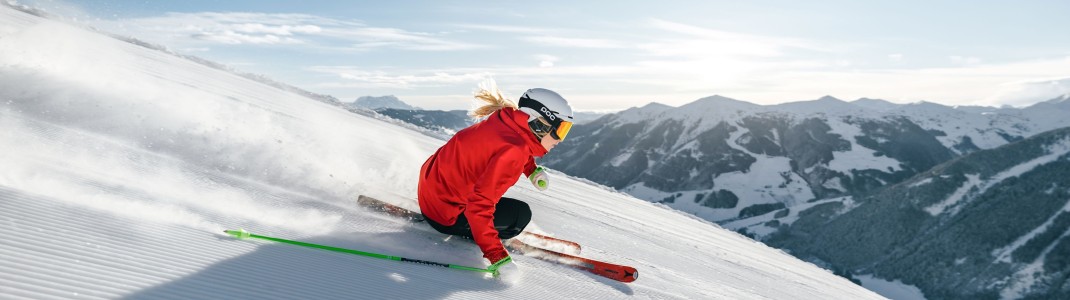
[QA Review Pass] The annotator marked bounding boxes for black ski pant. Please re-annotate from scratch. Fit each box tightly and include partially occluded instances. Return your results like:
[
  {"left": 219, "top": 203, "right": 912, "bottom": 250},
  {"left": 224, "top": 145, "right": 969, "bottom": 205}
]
[{"left": 424, "top": 197, "right": 531, "bottom": 240}]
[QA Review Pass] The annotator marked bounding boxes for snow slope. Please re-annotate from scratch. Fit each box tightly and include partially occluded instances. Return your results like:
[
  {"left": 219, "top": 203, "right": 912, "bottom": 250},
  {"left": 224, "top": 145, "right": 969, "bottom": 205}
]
[{"left": 0, "top": 5, "right": 883, "bottom": 299}]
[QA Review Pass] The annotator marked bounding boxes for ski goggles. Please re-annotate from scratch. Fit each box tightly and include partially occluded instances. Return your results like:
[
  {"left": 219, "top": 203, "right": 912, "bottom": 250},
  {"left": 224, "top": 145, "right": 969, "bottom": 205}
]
[
  {"left": 530, "top": 117, "right": 574, "bottom": 141},
  {"left": 520, "top": 96, "right": 573, "bottom": 141}
]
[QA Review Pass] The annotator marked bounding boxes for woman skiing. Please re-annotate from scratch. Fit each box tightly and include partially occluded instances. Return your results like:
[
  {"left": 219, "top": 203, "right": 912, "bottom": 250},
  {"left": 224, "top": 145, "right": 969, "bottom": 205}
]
[{"left": 417, "top": 83, "right": 574, "bottom": 279}]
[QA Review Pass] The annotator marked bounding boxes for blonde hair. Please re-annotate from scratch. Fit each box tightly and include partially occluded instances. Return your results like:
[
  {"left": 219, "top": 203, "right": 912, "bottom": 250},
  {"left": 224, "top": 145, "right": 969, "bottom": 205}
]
[{"left": 469, "top": 79, "right": 517, "bottom": 119}]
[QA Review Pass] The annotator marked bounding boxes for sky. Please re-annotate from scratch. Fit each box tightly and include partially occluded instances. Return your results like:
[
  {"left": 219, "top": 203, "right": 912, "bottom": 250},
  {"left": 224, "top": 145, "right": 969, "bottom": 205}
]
[{"left": 19, "top": 0, "right": 1070, "bottom": 111}]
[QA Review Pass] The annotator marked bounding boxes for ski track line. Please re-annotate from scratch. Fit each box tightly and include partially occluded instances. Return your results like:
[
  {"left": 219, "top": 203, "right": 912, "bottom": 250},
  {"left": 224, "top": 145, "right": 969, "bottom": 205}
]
[
  {"left": 0, "top": 248, "right": 148, "bottom": 294},
  {"left": 0, "top": 259, "right": 126, "bottom": 299},
  {"left": 0, "top": 213, "right": 364, "bottom": 299},
  {"left": 0, "top": 193, "right": 306, "bottom": 297},
  {"left": 0, "top": 277, "right": 78, "bottom": 300},
  {"left": 0, "top": 267, "right": 116, "bottom": 299},
  {"left": 0, "top": 243, "right": 271, "bottom": 300},
  {"left": 0, "top": 189, "right": 532, "bottom": 299},
  {"left": 0, "top": 225, "right": 233, "bottom": 295},
  {"left": 0, "top": 193, "right": 239, "bottom": 262},
  {"left": 0, "top": 212, "right": 213, "bottom": 280},
  {"left": 1, "top": 220, "right": 451, "bottom": 297},
  {"left": 1, "top": 207, "right": 385, "bottom": 299}
]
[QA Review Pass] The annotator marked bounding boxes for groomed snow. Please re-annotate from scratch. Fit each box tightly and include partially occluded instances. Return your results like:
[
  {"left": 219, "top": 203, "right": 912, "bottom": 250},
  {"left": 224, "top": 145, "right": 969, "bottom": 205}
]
[
  {"left": 856, "top": 275, "right": 926, "bottom": 300},
  {"left": 0, "top": 5, "right": 883, "bottom": 300}
]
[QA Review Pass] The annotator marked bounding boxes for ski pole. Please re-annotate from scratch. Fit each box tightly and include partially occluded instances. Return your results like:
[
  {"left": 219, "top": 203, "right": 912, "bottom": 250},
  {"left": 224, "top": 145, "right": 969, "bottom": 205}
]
[{"left": 223, "top": 229, "right": 495, "bottom": 276}]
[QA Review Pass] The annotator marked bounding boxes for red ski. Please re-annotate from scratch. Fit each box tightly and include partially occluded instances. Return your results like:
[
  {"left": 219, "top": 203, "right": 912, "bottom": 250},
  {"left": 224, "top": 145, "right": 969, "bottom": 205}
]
[
  {"left": 506, "top": 239, "right": 639, "bottom": 283},
  {"left": 356, "top": 195, "right": 638, "bottom": 283}
]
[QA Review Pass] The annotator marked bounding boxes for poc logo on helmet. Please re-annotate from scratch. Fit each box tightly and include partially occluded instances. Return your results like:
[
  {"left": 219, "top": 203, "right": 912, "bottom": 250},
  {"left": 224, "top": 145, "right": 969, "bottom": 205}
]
[{"left": 540, "top": 107, "right": 557, "bottom": 121}]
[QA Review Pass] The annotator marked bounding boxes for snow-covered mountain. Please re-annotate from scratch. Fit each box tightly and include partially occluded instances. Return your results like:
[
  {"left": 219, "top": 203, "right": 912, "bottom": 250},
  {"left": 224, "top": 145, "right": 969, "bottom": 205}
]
[
  {"left": 736, "top": 126, "right": 1070, "bottom": 299},
  {"left": 0, "top": 4, "right": 884, "bottom": 299},
  {"left": 375, "top": 108, "right": 473, "bottom": 132},
  {"left": 572, "top": 110, "right": 613, "bottom": 125},
  {"left": 543, "top": 93, "right": 1070, "bottom": 224},
  {"left": 539, "top": 90, "right": 1070, "bottom": 298},
  {"left": 349, "top": 95, "right": 420, "bottom": 110},
  {"left": 373, "top": 107, "right": 610, "bottom": 135}
]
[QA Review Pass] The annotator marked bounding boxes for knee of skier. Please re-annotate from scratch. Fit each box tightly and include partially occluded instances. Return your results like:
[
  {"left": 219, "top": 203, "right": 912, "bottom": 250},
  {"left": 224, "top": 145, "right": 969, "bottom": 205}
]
[
  {"left": 506, "top": 201, "right": 532, "bottom": 238},
  {"left": 496, "top": 199, "right": 531, "bottom": 239},
  {"left": 498, "top": 229, "right": 522, "bottom": 239},
  {"left": 515, "top": 201, "right": 531, "bottom": 230}
]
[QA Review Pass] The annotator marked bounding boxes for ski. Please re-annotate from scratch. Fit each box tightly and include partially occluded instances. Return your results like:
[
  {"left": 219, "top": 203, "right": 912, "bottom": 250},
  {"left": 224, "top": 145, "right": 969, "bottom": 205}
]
[
  {"left": 357, "top": 195, "right": 582, "bottom": 254},
  {"left": 518, "top": 232, "right": 580, "bottom": 254},
  {"left": 356, "top": 195, "right": 638, "bottom": 283},
  {"left": 357, "top": 194, "right": 425, "bottom": 222},
  {"left": 505, "top": 239, "right": 639, "bottom": 283}
]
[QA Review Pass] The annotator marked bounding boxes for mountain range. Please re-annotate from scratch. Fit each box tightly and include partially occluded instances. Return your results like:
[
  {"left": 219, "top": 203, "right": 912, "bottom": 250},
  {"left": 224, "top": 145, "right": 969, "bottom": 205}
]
[
  {"left": 348, "top": 95, "right": 421, "bottom": 110},
  {"left": 752, "top": 126, "right": 1070, "bottom": 299},
  {"left": 539, "top": 94, "right": 1070, "bottom": 299},
  {"left": 542, "top": 94, "right": 1070, "bottom": 222}
]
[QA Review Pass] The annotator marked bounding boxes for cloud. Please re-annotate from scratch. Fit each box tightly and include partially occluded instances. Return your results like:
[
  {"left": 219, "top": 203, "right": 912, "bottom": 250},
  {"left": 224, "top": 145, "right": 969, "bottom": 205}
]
[
  {"left": 328, "top": 27, "right": 485, "bottom": 51},
  {"left": 522, "top": 35, "right": 626, "bottom": 49},
  {"left": 986, "top": 77, "right": 1070, "bottom": 107},
  {"left": 191, "top": 31, "right": 303, "bottom": 45},
  {"left": 452, "top": 23, "right": 547, "bottom": 34},
  {"left": 534, "top": 54, "right": 559, "bottom": 68},
  {"left": 230, "top": 23, "right": 322, "bottom": 35},
  {"left": 643, "top": 19, "right": 834, "bottom": 58},
  {"left": 93, "top": 12, "right": 483, "bottom": 50},
  {"left": 889, "top": 53, "right": 904, "bottom": 61},
  {"left": 305, "top": 62, "right": 643, "bottom": 94},
  {"left": 308, "top": 66, "right": 493, "bottom": 89},
  {"left": 459, "top": 22, "right": 627, "bottom": 50},
  {"left": 739, "top": 56, "right": 1070, "bottom": 107},
  {"left": 187, "top": 23, "right": 323, "bottom": 44}
]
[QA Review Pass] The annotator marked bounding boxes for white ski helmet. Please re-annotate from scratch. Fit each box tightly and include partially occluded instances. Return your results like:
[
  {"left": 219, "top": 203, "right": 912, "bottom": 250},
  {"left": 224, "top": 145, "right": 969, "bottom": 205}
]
[{"left": 518, "top": 88, "right": 575, "bottom": 140}]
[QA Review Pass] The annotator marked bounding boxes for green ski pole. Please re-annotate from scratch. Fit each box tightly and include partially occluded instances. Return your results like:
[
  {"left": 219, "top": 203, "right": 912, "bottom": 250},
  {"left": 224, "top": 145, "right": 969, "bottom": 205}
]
[{"left": 224, "top": 229, "right": 496, "bottom": 276}]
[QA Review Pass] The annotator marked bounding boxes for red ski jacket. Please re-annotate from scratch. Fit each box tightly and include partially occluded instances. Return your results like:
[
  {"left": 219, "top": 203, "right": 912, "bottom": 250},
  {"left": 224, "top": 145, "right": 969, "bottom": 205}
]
[{"left": 418, "top": 107, "right": 545, "bottom": 263}]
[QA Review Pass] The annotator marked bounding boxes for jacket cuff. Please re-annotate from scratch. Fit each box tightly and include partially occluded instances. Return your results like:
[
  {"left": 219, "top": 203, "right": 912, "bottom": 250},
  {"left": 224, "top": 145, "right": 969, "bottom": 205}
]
[{"left": 485, "top": 247, "right": 509, "bottom": 264}]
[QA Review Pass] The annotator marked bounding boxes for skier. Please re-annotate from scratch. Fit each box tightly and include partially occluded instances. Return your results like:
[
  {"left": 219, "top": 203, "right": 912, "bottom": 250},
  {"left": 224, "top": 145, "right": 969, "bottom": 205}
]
[{"left": 417, "top": 83, "right": 574, "bottom": 279}]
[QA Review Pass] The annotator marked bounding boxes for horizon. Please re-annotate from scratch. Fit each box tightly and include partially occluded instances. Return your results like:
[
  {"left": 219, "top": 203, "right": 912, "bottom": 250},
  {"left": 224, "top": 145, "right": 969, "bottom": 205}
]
[
  {"left": 17, "top": 0, "right": 1070, "bottom": 111},
  {"left": 364, "top": 93, "right": 1067, "bottom": 114}
]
